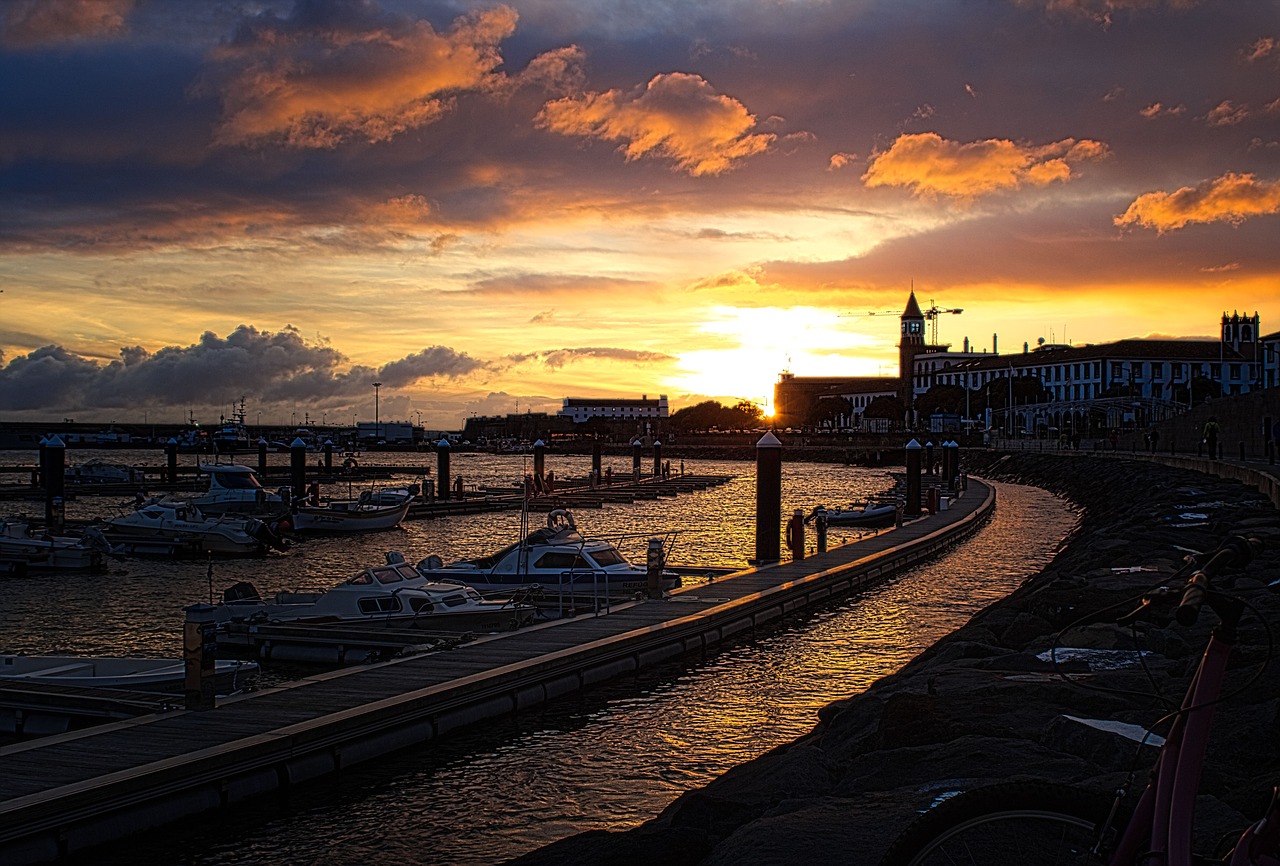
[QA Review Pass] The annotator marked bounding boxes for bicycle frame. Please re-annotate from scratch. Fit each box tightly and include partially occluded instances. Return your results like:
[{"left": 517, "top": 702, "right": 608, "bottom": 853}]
[{"left": 1107, "top": 611, "right": 1280, "bottom": 865}]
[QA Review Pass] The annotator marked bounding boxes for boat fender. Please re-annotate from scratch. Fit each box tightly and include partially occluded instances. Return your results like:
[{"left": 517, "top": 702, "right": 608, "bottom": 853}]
[
  {"left": 418, "top": 554, "right": 444, "bottom": 570},
  {"left": 343, "top": 457, "right": 358, "bottom": 473}
]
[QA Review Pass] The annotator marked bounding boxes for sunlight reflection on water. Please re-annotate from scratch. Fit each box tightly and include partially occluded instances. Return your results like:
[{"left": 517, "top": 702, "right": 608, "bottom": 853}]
[{"left": 37, "top": 459, "right": 1075, "bottom": 866}]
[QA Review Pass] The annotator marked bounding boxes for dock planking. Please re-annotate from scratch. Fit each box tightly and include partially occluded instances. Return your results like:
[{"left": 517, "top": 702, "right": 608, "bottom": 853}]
[{"left": 0, "top": 479, "right": 993, "bottom": 864}]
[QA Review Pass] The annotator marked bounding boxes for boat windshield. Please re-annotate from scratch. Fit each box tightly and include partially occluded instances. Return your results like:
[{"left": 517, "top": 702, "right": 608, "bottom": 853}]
[
  {"left": 587, "top": 547, "right": 626, "bottom": 567},
  {"left": 214, "top": 471, "right": 262, "bottom": 490},
  {"left": 350, "top": 564, "right": 420, "bottom": 585},
  {"left": 532, "top": 551, "right": 592, "bottom": 570}
]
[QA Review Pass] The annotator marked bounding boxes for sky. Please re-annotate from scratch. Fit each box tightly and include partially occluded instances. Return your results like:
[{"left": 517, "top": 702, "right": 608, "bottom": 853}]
[{"left": 0, "top": 0, "right": 1277, "bottom": 429}]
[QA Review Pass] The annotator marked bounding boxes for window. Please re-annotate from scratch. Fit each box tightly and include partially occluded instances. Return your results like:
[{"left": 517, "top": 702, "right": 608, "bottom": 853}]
[
  {"left": 1230, "top": 363, "right": 1242, "bottom": 379},
  {"left": 358, "top": 596, "right": 401, "bottom": 614},
  {"left": 534, "top": 551, "right": 591, "bottom": 570},
  {"left": 588, "top": 548, "right": 626, "bottom": 567}
]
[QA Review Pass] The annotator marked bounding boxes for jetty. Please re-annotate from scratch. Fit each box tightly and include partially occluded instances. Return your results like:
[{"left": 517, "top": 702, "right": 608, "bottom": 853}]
[{"left": 0, "top": 479, "right": 992, "bottom": 865}]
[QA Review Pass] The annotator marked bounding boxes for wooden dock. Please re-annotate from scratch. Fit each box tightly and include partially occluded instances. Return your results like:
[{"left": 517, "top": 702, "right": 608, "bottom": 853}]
[{"left": 0, "top": 480, "right": 994, "bottom": 865}]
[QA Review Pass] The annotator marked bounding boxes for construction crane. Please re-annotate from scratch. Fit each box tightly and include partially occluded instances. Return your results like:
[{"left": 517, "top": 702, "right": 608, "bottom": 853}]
[{"left": 841, "top": 301, "right": 964, "bottom": 344}]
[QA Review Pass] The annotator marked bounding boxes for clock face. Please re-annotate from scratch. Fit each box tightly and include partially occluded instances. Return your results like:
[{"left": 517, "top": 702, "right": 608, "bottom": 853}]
[{"left": 906, "top": 321, "right": 922, "bottom": 335}]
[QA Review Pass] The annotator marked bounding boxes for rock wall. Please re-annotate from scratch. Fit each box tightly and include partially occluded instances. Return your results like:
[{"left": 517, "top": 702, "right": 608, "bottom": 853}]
[{"left": 506, "top": 452, "right": 1280, "bottom": 866}]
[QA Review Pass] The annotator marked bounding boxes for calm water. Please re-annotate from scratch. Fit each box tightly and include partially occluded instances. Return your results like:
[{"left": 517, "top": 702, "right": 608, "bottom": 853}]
[{"left": 2, "top": 451, "right": 1075, "bottom": 866}]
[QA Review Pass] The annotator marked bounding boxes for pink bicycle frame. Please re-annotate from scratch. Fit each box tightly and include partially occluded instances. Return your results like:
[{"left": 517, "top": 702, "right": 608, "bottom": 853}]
[{"left": 1108, "top": 631, "right": 1280, "bottom": 865}]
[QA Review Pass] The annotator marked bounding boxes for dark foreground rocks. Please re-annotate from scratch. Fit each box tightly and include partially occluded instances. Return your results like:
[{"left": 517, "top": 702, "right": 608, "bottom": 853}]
[{"left": 505, "top": 453, "right": 1280, "bottom": 866}]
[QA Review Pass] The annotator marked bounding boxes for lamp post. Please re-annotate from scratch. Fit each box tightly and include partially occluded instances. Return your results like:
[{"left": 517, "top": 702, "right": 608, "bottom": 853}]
[{"left": 373, "top": 382, "right": 382, "bottom": 442}]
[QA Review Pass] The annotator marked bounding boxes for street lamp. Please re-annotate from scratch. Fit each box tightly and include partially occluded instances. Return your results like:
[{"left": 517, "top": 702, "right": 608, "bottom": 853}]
[{"left": 373, "top": 382, "right": 382, "bottom": 441}]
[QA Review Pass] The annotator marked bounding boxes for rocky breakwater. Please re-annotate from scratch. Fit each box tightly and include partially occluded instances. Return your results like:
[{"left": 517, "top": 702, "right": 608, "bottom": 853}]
[{"left": 507, "top": 452, "right": 1280, "bottom": 866}]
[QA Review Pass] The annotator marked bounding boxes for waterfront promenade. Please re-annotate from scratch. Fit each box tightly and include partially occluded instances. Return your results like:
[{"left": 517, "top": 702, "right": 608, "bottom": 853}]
[{"left": 0, "top": 479, "right": 993, "bottom": 864}]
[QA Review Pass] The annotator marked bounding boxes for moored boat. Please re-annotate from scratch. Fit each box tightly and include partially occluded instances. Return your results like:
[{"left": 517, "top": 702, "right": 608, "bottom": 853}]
[
  {"left": 0, "top": 518, "right": 111, "bottom": 572},
  {"left": 100, "top": 498, "right": 289, "bottom": 557},
  {"left": 213, "top": 559, "right": 533, "bottom": 633},
  {"left": 0, "top": 654, "right": 258, "bottom": 691},
  {"left": 809, "top": 500, "right": 899, "bottom": 528},
  {"left": 191, "top": 463, "right": 288, "bottom": 516},
  {"left": 412, "top": 509, "right": 681, "bottom": 595},
  {"left": 283, "top": 494, "right": 411, "bottom": 534}
]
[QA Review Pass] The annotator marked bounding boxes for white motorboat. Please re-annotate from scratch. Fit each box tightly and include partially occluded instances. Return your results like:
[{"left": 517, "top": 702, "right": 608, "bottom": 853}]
[
  {"left": 0, "top": 518, "right": 110, "bottom": 572},
  {"left": 190, "top": 463, "right": 288, "bottom": 516},
  {"left": 413, "top": 509, "right": 681, "bottom": 595},
  {"left": 214, "top": 560, "right": 533, "bottom": 633},
  {"left": 64, "top": 459, "right": 145, "bottom": 485},
  {"left": 101, "top": 498, "right": 289, "bottom": 557},
  {"left": 0, "top": 654, "right": 258, "bottom": 690},
  {"left": 283, "top": 494, "right": 411, "bottom": 534}
]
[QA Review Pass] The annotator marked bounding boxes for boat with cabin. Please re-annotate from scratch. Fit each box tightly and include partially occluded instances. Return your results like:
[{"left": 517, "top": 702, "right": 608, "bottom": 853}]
[
  {"left": 64, "top": 459, "right": 146, "bottom": 486},
  {"left": 190, "top": 464, "right": 288, "bottom": 516},
  {"left": 213, "top": 558, "right": 533, "bottom": 633},
  {"left": 0, "top": 518, "right": 111, "bottom": 573},
  {"left": 412, "top": 509, "right": 681, "bottom": 595},
  {"left": 99, "top": 498, "right": 289, "bottom": 557}
]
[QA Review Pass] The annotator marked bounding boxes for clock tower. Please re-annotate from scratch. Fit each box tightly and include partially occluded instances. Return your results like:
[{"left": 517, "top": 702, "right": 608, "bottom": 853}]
[{"left": 900, "top": 291, "right": 925, "bottom": 420}]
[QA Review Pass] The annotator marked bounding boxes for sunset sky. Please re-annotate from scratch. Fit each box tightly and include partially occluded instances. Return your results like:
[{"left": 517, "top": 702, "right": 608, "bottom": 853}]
[{"left": 1, "top": 0, "right": 1277, "bottom": 429}]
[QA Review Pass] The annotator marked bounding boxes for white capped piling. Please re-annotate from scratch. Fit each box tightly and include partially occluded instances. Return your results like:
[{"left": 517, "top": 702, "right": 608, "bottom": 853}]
[
  {"left": 183, "top": 603, "right": 217, "bottom": 711},
  {"left": 814, "top": 508, "right": 828, "bottom": 553},
  {"left": 44, "top": 434, "right": 66, "bottom": 531},
  {"left": 592, "top": 436, "right": 602, "bottom": 480},
  {"left": 925, "top": 441, "right": 934, "bottom": 475},
  {"left": 166, "top": 437, "right": 178, "bottom": 484},
  {"left": 632, "top": 439, "right": 642, "bottom": 481},
  {"left": 755, "top": 431, "right": 782, "bottom": 564},
  {"left": 786, "top": 508, "right": 806, "bottom": 561},
  {"left": 904, "top": 438, "right": 922, "bottom": 518},
  {"left": 533, "top": 439, "right": 546, "bottom": 480},
  {"left": 653, "top": 440, "right": 662, "bottom": 478},
  {"left": 290, "top": 437, "right": 308, "bottom": 500},
  {"left": 323, "top": 439, "right": 334, "bottom": 473},
  {"left": 946, "top": 440, "right": 960, "bottom": 490},
  {"left": 436, "top": 438, "right": 451, "bottom": 502},
  {"left": 257, "top": 437, "right": 268, "bottom": 476}
]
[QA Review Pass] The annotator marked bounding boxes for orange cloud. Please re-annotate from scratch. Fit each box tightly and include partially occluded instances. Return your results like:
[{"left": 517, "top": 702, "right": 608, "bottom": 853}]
[
  {"left": 535, "top": 72, "right": 775, "bottom": 176},
  {"left": 1140, "top": 102, "right": 1185, "bottom": 118},
  {"left": 1, "top": 0, "right": 132, "bottom": 47},
  {"left": 829, "top": 152, "right": 857, "bottom": 170},
  {"left": 1205, "top": 100, "right": 1249, "bottom": 127},
  {"left": 210, "top": 7, "right": 518, "bottom": 149},
  {"left": 1244, "top": 36, "right": 1276, "bottom": 62},
  {"left": 1017, "top": 0, "right": 1198, "bottom": 26},
  {"left": 1115, "top": 172, "right": 1280, "bottom": 231},
  {"left": 862, "top": 132, "right": 1109, "bottom": 199}
]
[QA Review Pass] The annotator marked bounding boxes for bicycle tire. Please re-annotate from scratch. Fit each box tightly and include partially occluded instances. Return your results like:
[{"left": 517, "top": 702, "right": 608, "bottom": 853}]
[{"left": 879, "top": 781, "right": 1127, "bottom": 866}]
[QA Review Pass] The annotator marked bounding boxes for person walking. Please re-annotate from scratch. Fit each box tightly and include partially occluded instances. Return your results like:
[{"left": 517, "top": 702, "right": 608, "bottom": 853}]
[{"left": 1203, "top": 416, "right": 1220, "bottom": 460}]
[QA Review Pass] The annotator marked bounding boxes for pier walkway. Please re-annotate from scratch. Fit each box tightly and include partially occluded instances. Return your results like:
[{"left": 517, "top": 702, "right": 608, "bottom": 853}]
[{"left": 0, "top": 480, "right": 994, "bottom": 865}]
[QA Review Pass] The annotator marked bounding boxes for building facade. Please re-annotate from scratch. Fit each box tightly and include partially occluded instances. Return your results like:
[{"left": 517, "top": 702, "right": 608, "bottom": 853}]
[{"left": 557, "top": 395, "right": 669, "bottom": 423}]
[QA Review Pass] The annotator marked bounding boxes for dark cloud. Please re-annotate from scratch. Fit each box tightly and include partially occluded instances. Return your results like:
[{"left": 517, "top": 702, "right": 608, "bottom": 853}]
[{"left": 0, "top": 325, "right": 487, "bottom": 411}]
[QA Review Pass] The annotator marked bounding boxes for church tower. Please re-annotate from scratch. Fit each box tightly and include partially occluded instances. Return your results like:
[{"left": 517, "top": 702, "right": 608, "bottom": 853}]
[{"left": 899, "top": 290, "right": 926, "bottom": 419}]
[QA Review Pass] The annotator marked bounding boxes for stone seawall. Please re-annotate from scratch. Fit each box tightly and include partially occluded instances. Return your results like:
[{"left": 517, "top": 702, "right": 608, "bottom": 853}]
[{"left": 507, "top": 452, "right": 1280, "bottom": 866}]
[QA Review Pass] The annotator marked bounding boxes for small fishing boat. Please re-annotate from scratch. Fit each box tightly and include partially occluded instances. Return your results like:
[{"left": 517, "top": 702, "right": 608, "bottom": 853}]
[
  {"left": 0, "top": 518, "right": 111, "bottom": 572},
  {"left": 100, "top": 498, "right": 289, "bottom": 557},
  {"left": 0, "top": 654, "right": 258, "bottom": 691},
  {"left": 213, "top": 560, "right": 533, "bottom": 633},
  {"left": 809, "top": 501, "right": 898, "bottom": 529},
  {"left": 190, "top": 463, "right": 288, "bottom": 516},
  {"left": 283, "top": 494, "right": 411, "bottom": 534},
  {"left": 413, "top": 509, "right": 681, "bottom": 595}
]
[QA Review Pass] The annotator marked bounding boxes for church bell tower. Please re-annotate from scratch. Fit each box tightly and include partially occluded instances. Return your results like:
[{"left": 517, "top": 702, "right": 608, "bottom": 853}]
[{"left": 899, "top": 291, "right": 926, "bottom": 420}]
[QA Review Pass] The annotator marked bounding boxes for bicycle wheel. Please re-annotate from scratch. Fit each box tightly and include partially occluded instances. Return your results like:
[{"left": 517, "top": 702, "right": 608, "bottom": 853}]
[{"left": 880, "top": 781, "right": 1125, "bottom": 866}]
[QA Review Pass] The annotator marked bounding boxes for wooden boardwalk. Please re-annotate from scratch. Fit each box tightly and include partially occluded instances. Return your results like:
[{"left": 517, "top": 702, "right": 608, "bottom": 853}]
[{"left": 0, "top": 480, "right": 994, "bottom": 865}]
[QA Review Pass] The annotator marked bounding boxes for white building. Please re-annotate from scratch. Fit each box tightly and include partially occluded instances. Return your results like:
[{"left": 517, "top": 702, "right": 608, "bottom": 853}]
[{"left": 557, "top": 395, "right": 669, "bottom": 423}]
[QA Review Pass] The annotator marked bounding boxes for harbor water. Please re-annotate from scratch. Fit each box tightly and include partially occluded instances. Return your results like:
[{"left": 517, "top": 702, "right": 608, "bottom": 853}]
[{"left": 1, "top": 450, "right": 1075, "bottom": 865}]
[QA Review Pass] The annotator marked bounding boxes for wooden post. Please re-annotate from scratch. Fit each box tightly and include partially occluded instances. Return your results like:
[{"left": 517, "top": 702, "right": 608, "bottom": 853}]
[
  {"left": 44, "top": 434, "right": 66, "bottom": 531},
  {"left": 183, "top": 602, "right": 217, "bottom": 711},
  {"left": 646, "top": 537, "right": 665, "bottom": 599},
  {"left": 904, "top": 439, "right": 922, "bottom": 518},
  {"left": 290, "top": 437, "right": 307, "bottom": 501},
  {"left": 436, "top": 438, "right": 451, "bottom": 502},
  {"left": 755, "top": 431, "right": 782, "bottom": 564}
]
